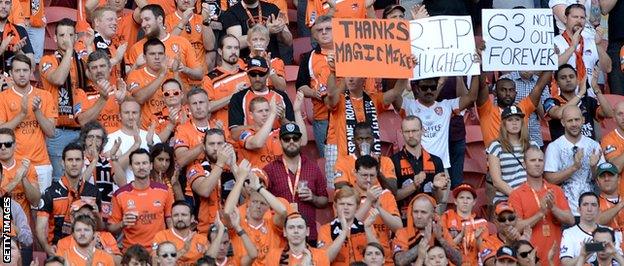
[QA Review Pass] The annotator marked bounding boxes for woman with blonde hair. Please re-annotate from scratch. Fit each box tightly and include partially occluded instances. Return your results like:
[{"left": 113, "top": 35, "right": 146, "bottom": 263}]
[{"left": 487, "top": 105, "right": 538, "bottom": 204}]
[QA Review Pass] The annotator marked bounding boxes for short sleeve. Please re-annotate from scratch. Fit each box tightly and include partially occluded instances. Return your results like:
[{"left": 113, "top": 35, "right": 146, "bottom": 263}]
[
  {"left": 380, "top": 191, "right": 400, "bottom": 216},
  {"left": 543, "top": 97, "right": 560, "bottom": 114},
  {"left": 391, "top": 229, "right": 409, "bottom": 253},
  {"left": 186, "top": 164, "right": 206, "bottom": 188},
  {"left": 182, "top": 40, "right": 200, "bottom": 69},
  {"left": 477, "top": 97, "right": 494, "bottom": 116},
  {"left": 508, "top": 190, "right": 524, "bottom": 218},
  {"left": 486, "top": 141, "right": 502, "bottom": 156},
  {"left": 559, "top": 230, "right": 579, "bottom": 259},
  {"left": 272, "top": 58, "right": 285, "bottom": 77},
  {"left": 238, "top": 129, "right": 254, "bottom": 147},
  {"left": 316, "top": 224, "right": 331, "bottom": 248},
  {"left": 73, "top": 89, "right": 88, "bottom": 116},
  {"left": 173, "top": 126, "right": 191, "bottom": 149},
  {"left": 109, "top": 194, "right": 122, "bottom": 224},
  {"left": 380, "top": 157, "right": 396, "bottom": 180},
  {"left": 228, "top": 91, "right": 245, "bottom": 128},
  {"left": 39, "top": 56, "right": 59, "bottom": 80},
  {"left": 553, "top": 186, "right": 571, "bottom": 211},
  {"left": 518, "top": 97, "right": 536, "bottom": 115},
  {"left": 543, "top": 142, "right": 561, "bottom": 172},
  {"left": 164, "top": 190, "right": 174, "bottom": 218},
  {"left": 202, "top": 77, "right": 215, "bottom": 99},
  {"left": 36, "top": 188, "right": 54, "bottom": 217}
]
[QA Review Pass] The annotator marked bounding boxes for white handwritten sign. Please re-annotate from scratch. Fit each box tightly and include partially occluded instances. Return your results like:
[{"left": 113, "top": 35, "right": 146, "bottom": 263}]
[
  {"left": 410, "top": 16, "right": 479, "bottom": 80},
  {"left": 482, "top": 9, "right": 557, "bottom": 71}
]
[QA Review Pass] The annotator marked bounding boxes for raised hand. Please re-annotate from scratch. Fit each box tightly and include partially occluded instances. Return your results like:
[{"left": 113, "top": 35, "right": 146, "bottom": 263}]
[
  {"left": 11, "top": 37, "right": 28, "bottom": 53},
  {"left": 589, "top": 148, "right": 601, "bottom": 167},
  {"left": 410, "top": 4, "right": 429, "bottom": 20},
  {"left": 293, "top": 91, "right": 304, "bottom": 113},
  {"left": 96, "top": 79, "right": 113, "bottom": 100},
  {"left": 31, "top": 95, "right": 42, "bottom": 112}
]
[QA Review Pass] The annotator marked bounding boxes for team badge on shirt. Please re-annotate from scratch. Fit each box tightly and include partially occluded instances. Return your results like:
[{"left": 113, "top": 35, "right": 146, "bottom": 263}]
[
  {"left": 153, "top": 200, "right": 162, "bottom": 207},
  {"left": 127, "top": 200, "right": 135, "bottom": 209},
  {"left": 351, "top": 3, "right": 359, "bottom": 10},
  {"left": 604, "top": 145, "right": 617, "bottom": 155},
  {"left": 172, "top": 44, "right": 180, "bottom": 53},
  {"left": 435, "top": 107, "right": 443, "bottom": 116},
  {"left": 41, "top": 62, "right": 52, "bottom": 73},
  {"left": 195, "top": 25, "right": 202, "bottom": 33}
]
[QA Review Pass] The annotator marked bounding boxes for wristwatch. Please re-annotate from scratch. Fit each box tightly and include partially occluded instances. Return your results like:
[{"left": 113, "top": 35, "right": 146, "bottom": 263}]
[{"left": 236, "top": 229, "right": 246, "bottom": 236}]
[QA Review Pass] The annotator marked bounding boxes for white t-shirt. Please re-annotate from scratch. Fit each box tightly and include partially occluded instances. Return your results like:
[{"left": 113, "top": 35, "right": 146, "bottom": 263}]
[
  {"left": 544, "top": 135, "right": 604, "bottom": 216},
  {"left": 401, "top": 98, "right": 460, "bottom": 168},
  {"left": 549, "top": 0, "right": 598, "bottom": 39},
  {"left": 553, "top": 34, "right": 600, "bottom": 94},
  {"left": 103, "top": 129, "right": 162, "bottom": 182},
  {"left": 560, "top": 224, "right": 623, "bottom": 264}
]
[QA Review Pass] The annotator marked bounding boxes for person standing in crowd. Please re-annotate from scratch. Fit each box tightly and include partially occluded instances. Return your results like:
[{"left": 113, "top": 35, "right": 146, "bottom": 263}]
[
  {"left": 544, "top": 64, "right": 613, "bottom": 140},
  {"left": 153, "top": 200, "right": 208, "bottom": 264},
  {"left": 36, "top": 143, "right": 102, "bottom": 256},
  {"left": 0, "top": 0, "right": 34, "bottom": 71},
  {"left": 87, "top": 6, "right": 128, "bottom": 82},
  {"left": 246, "top": 24, "right": 287, "bottom": 91},
  {"left": 596, "top": 162, "right": 624, "bottom": 232},
  {"left": 583, "top": 227, "right": 624, "bottom": 265},
  {"left": 391, "top": 115, "right": 446, "bottom": 222},
  {"left": 264, "top": 122, "right": 328, "bottom": 245},
  {"left": 206, "top": 209, "right": 258, "bottom": 266},
  {"left": 488, "top": 106, "right": 538, "bottom": 204},
  {"left": 601, "top": 102, "right": 624, "bottom": 191},
  {"left": 601, "top": 0, "right": 624, "bottom": 95},
  {"left": 509, "top": 146, "right": 575, "bottom": 264},
  {"left": 544, "top": 105, "right": 604, "bottom": 216},
  {"left": 154, "top": 241, "right": 179, "bottom": 266},
  {"left": 150, "top": 78, "right": 190, "bottom": 142}
]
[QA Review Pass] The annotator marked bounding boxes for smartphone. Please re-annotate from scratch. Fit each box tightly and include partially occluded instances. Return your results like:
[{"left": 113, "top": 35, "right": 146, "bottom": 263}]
[{"left": 585, "top": 242, "right": 605, "bottom": 252}]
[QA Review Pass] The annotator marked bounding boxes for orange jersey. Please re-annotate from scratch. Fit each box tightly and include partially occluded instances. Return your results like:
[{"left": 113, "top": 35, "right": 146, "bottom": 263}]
[
  {"left": 148, "top": 0, "right": 176, "bottom": 15},
  {"left": 126, "top": 67, "right": 175, "bottom": 129},
  {"left": 109, "top": 181, "right": 174, "bottom": 251},
  {"left": 0, "top": 87, "right": 58, "bottom": 165},
  {"left": 165, "top": 12, "right": 208, "bottom": 72},
  {"left": 231, "top": 212, "right": 286, "bottom": 266},
  {"left": 326, "top": 92, "right": 387, "bottom": 156},
  {"left": 601, "top": 129, "right": 624, "bottom": 194},
  {"left": 477, "top": 97, "right": 535, "bottom": 147},
  {"left": 173, "top": 119, "right": 230, "bottom": 164},
  {"left": 306, "top": 50, "right": 331, "bottom": 120},
  {"left": 185, "top": 163, "right": 222, "bottom": 234},
  {"left": 265, "top": 247, "right": 330, "bottom": 266},
  {"left": 125, "top": 34, "right": 202, "bottom": 85},
  {"left": 479, "top": 234, "right": 504, "bottom": 264},
  {"left": 509, "top": 182, "right": 569, "bottom": 266},
  {"left": 149, "top": 104, "right": 191, "bottom": 136},
  {"left": 115, "top": 12, "right": 141, "bottom": 49},
  {"left": 598, "top": 195, "right": 624, "bottom": 232},
  {"left": 237, "top": 127, "right": 283, "bottom": 168},
  {"left": 56, "top": 231, "right": 121, "bottom": 258},
  {"left": 58, "top": 246, "right": 116, "bottom": 266},
  {"left": 440, "top": 209, "right": 489, "bottom": 266},
  {"left": 74, "top": 86, "right": 122, "bottom": 133},
  {"left": 16, "top": 0, "right": 45, "bottom": 27},
  {"left": 359, "top": 190, "right": 399, "bottom": 265},
  {"left": 153, "top": 229, "right": 209, "bottom": 265},
  {"left": 39, "top": 52, "right": 88, "bottom": 128},
  {"left": 317, "top": 219, "right": 368, "bottom": 265},
  {"left": 333, "top": 154, "right": 396, "bottom": 187},
  {"left": 1, "top": 159, "right": 38, "bottom": 219},
  {"left": 305, "top": 0, "right": 366, "bottom": 27},
  {"left": 204, "top": 66, "right": 250, "bottom": 125}
]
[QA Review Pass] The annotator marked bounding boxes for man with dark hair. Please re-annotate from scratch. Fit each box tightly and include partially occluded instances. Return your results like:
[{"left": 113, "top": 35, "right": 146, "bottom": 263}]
[
  {"left": 121, "top": 245, "right": 152, "bottom": 265},
  {"left": 125, "top": 4, "right": 203, "bottom": 85},
  {"left": 153, "top": 200, "right": 208, "bottom": 264},
  {"left": 36, "top": 143, "right": 102, "bottom": 256},
  {"left": 0, "top": 54, "right": 57, "bottom": 193},
  {"left": 587, "top": 227, "right": 624, "bottom": 265},
  {"left": 59, "top": 215, "right": 115, "bottom": 264},
  {"left": 39, "top": 18, "right": 89, "bottom": 182},
  {"left": 108, "top": 148, "right": 174, "bottom": 252}
]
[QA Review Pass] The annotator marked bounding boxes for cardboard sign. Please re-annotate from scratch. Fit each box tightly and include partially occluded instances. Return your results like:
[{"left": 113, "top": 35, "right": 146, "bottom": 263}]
[
  {"left": 410, "top": 16, "right": 479, "bottom": 80},
  {"left": 482, "top": 9, "right": 557, "bottom": 71},
  {"left": 333, "top": 18, "right": 413, "bottom": 79}
]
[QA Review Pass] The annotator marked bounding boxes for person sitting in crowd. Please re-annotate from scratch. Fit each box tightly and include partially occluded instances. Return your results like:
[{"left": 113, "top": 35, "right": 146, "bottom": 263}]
[{"left": 480, "top": 202, "right": 531, "bottom": 266}]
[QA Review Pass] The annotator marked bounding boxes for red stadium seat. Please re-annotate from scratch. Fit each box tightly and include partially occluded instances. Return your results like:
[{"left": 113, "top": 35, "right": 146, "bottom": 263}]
[
  {"left": 600, "top": 94, "right": 624, "bottom": 134},
  {"left": 44, "top": 6, "right": 78, "bottom": 52},
  {"left": 285, "top": 65, "right": 299, "bottom": 82},
  {"left": 473, "top": 188, "right": 489, "bottom": 219},
  {"left": 487, "top": 222, "right": 497, "bottom": 235},
  {"left": 293, "top": 37, "right": 312, "bottom": 65},
  {"left": 465, "top": 125, "right": 484, "bottom": 144},
  {"left": 378, "top": 110, "right": 402, "bottom": 154}
]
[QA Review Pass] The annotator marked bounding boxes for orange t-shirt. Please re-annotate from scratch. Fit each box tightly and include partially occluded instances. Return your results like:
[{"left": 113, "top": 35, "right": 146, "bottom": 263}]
[
  {"left": 74, "top": 86, "right": 122, "bottom": 133},
  {"left": 185, "top": 163, "right": 221, "bottom": 234},
  {"left": 173, "top": 119, "right": 230, "bottom": 165},
  {"left": 317, "top": 219, "right": 368, "bottom": 265},
  {"left": 148, "top": 0, "right": 176, "bottom": 15},
  {"left": 109, "top": 181, "right": 174, "bottom": 251},
  {"left": 0, "top": 87, "right": 58, "bottom": 165},
  {"left": 237, "top": 127, "right": 283, "bottom": 168},
  {"left": 440, "top": 209, "right": 489, "bottom": 266},
  {"left": 39, "top": 53, "right": 89, "bottom": 128},
  {"left": 1, "top": 159, "right": 38, "bottom": 219},
  {"left": 306, "top": 50, "right": 331, "bottom": 120},
  {"left": 165, "top": 12, "right": 208, "bottom": 74},
  {"left": 15, "top": 0, "right": 45, "bottom": 27},
  {"left": 305, "top": 0, "right": 366, "bottom": 27},
  {"left": 203, "top": 66, "right": 250, "bottom": 126},
  {"left": 58, "top": 246, "right": 115, "bottom": 266},
  {"left": 393, "top": 227, "right": 456, "bottom": 261},
  {"left": 359, "top": 190, "right": 399, "bottom": 265},
  {"left": 479, "top": 234, "right": 504, "bottom": 264},
  {"left": 509, "top": 181, "right": 569, "bottom": 266},
  {"left": 601, "top": 129, "right": 624, "bottom": 193},
  {"left": 327, "top": 92, "right": 387, "bottom": 156},
  {"left": 115, "top": 12, "right": 141, "bottom": 49},
  {"left": 56, "top": 231, "right": 121, "bottom": 258},
  {"left": 152, "top": 229, "right": 209, "bottom": 265},
  {"left": 126, "top": 67, "right": 174, "bottom": 129},
  {"left": 231, "top": 212, "right": 286, "bottom": 266},
  {"left": 125, "top": 34, "right": 202, "bottom": 85},
  {"left": 264, "top": 247, "right": 330, "bottom": 266},
  {"left": 333, "top": 154, "right": 396, "bottom": 187},
  {"left": 477, "top": 97, "right": 535, "bottom": 147},
  {"left": 149, "top": 104, "right": 191, "bottom": 136}
]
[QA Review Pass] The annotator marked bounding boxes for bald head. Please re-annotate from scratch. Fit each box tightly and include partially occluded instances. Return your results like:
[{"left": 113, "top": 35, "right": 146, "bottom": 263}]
[
  {"left": 561, "top": 105, "right": 582, "bottom": 120},
  {"left": 615, "top": 102, "right": 624, "bottom": 131},
  {"left": 411, "top": 196, "right": 435, "bottom": 229}
]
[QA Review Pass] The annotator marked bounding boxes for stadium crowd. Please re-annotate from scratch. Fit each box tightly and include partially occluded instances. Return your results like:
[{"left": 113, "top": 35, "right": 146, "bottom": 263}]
[{"left": 1, "top": 0, "right": 624, "bottom": 265}]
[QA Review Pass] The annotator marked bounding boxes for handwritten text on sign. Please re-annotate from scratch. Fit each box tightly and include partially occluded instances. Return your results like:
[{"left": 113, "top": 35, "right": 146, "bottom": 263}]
[
  {"left": 333, "top": 19, "right": 413, "bottom": 79},
  {"left": 482, "top": 9, "right": 557, "bottom": 71},
  {"left": 410, "top": 16, "right": 479, "bottom": 80}
]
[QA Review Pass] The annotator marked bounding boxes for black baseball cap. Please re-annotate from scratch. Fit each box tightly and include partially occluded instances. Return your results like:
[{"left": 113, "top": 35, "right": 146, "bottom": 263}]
[
  {"left": 501, "top": 105, "right": 525, "bottom": 119},
  {"left": 382, "top": 4, "right": 406, "bottom": 18},
  {"left": 279, "top": 123, "right": 302, "bottom": 138}
]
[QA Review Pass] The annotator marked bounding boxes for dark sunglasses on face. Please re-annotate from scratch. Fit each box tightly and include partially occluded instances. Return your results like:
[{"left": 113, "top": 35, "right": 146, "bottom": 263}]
[
  {"left": 497, "top": 214, "right": 516, "bottom": 223},
  {"left": 249, "top": 72, "right": 267, "bottom": 78},
  {"left": 419, "top": 85, "right": 437, "bottom": 91},
  {"left": 518, "top": 248, "right": 533, "bottom": 258},
  {"left": 163, "top": 91, "right": 181, "bottom": 97},
  {"left": 0, "top": 141, "right": 14, "bottom": 149},
  {"left": 281, "top": 136, "right": 301, "bottom": 142},
  {"left": 160, "top": 253, "right": 177, "bottom": 258}
]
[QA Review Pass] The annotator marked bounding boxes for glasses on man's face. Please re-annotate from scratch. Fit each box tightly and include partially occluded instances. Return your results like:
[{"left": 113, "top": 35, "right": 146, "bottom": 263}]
[
  {"left": 281, "top": 136, "right": 301, "bottom": 143},
  {"left": 0, "top": 141, "right": 14, "bottom": 149},
  {"left": 249, "top": 72, "right": 266, "bottom": 78},
  {"left": 518, "top": 248, "right": 533, "bottom": 258},
  {"left": 419, "top": 85, "right": 437, "bottom": 92},
  {"left": 163, "top": 91, "right": 181, "bottom": 97},
  {"left": 160, "top": 252, "right": 177, "bottom": 259},
  {"left": 497, "top": 214, "right": 516, "bottom": 223}
]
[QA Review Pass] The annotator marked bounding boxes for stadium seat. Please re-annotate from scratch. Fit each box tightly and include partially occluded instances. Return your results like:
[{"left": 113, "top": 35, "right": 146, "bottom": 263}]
[
  {"left": 285, "top": 65, "right": 299, "bottom": 82},
  {"left": 293, "top": 37, "right": 312, "bottom": 65},
  {"left": 378, "top": 110, "right": 402, "bottom": 154},
  {"left": 487, "top": 222, "right": 497, "bottom": 235},
  {"left": 473, "top": 188, "right": 489, "bottom": 219},
  {"left": 465, "top": 125, "right": 483, "bottom": 144},
  {"left": 44, "top": 6, "right": 78, "bottom": 52},
  {"left": 303, "top": 98, "right": 315, "bottom": 124},
  {"left": 463, "top": 158, "right": 486, "bottom": 188}
]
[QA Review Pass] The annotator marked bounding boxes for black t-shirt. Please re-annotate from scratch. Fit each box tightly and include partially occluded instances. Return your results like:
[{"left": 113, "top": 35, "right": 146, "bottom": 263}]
[
  {"left": 220, "top": 2, "right": 281, "bottom": 59},
  {"left": 295, "top": 50, "right": 314, "bottom": 89},
  {"left": 0, "top": 24, "right": 34, "bottom": 72},
  {"left": 543, "top": 95, "right": 600, "bottom": 140},
  {"left": 608, "top": 0, "right": 624, "bottom": 41}
]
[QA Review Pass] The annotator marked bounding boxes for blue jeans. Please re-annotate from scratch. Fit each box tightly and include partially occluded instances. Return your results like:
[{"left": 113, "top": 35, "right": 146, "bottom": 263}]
[
  {"left": 46, "top": 128, "right": 80, "bottom": 181},
  {"left": 296, "top": 0, "right": 311, "bottom": 37},
  {"left": 312, "top": 119, "right": 328, "bottom": 158},
  {"left": 607, "top": 40, "right": 624, "bottom": 95},
  {"left": 25, "top": 26, "right": 44, "bottom": 63},
  {"left": 448, "top": 138, "right": 466, "bottom": 189}
]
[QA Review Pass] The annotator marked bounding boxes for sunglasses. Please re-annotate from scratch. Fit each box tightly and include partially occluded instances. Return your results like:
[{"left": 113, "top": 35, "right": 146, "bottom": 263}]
[
  {"left": 163, "top": 91, "right": 181, "bottom": 97},
  {"left": 0, "top": 141, "right": 14, "bottom": 149},
  {"left": 160, "top": 253, "right": 177, "bottom": 258},
  {"left": 249, "top": 72, "right": 267, "bottom": 78},
  {"left": 281, "top": 136, "right": 301, "bottom": 142},
  {"left": 518, "top": 248, "right": 533, "bottom": 258},
  {"left": 497, "top": 214, "right": 516, "bottom": 223},
  {"left": 419, "top": 85, "right": 437, "bottom": 91}
]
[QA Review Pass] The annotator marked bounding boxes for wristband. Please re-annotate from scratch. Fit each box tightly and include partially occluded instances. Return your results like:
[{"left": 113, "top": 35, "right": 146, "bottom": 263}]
[
  {"left": 236, "top": 229, "right": 246, "bottom": 236},
  {"left": 256, "top": 186, "right": 264, "bottom": 193}
]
